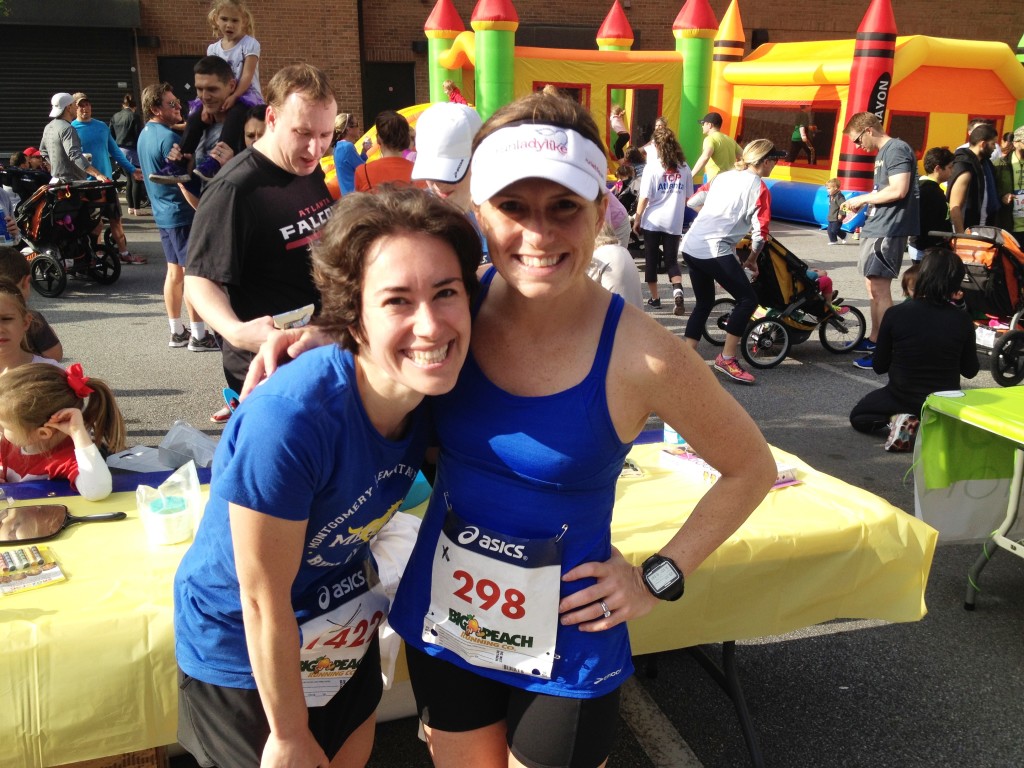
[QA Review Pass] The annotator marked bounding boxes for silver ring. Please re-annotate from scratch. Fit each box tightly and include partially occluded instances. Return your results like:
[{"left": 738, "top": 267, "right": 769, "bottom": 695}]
[{"left": 599, "top": 600, "right": 611, "bottom": 619}]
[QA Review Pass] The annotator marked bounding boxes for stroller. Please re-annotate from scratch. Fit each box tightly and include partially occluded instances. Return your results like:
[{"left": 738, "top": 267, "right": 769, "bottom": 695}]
[
  {"left": 941, "top": 227, "right": 1024, "bottom": 386},
  {"left": 15, "top": 180, "right": 121, "bottom": 298},
  {"left": 702, "top": 235, "right": 866, "bottom": 368}
]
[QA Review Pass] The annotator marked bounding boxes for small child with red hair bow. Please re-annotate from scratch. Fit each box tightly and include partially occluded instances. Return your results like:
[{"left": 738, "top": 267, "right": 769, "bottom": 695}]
[{"left": 0, "top": 363, "right": 127, "bottom": 500}]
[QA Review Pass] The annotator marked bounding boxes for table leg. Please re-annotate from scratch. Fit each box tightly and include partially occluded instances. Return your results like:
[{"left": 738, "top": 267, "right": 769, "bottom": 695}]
[
  {"left": 686, "top": 642, "right": 765, "bottom": 768},
  {"left": 965, "top": 448, "right": 1024, "bottom": 610}
]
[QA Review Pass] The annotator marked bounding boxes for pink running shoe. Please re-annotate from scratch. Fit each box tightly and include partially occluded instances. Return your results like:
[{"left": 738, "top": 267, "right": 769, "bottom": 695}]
[{"left": 714, "top": 353, "right": 755, "bottom": 384}]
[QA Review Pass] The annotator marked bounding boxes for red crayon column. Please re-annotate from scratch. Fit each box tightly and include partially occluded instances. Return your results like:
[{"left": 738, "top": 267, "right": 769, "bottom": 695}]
[{"left": 838, "top": 0, "right": 897, "bottom": 192}]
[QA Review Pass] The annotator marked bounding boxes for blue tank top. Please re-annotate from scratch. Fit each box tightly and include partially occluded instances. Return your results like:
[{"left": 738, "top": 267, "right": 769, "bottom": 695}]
[{"left": 390, "top": 269, "right": 634, "bottom": 698}]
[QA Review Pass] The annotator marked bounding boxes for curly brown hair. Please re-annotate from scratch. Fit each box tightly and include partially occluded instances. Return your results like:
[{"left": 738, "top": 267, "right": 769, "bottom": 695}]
[{"left": 312, "top": 187, "right": 482, "bottom": 352}]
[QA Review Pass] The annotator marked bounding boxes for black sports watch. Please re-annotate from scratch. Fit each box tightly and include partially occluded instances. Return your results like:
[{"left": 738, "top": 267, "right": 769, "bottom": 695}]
[{"left": 641, "top": 553, "right": 684, "bottom": 601}]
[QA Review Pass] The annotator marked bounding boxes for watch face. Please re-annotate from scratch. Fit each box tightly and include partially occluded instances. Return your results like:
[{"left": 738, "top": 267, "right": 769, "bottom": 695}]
[{"left": 646, "top": 560, "right": 679, "bottom": 593}]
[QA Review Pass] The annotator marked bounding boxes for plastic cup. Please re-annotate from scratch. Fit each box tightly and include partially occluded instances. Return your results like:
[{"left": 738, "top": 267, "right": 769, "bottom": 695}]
[{"left": 140, "top": 495, "right": 193, "bottom": 545}]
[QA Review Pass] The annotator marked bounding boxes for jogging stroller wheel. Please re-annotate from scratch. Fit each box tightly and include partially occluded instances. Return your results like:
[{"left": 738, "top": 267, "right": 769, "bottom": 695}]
[
  {"left": 702, "top": 298, "right": 736, "bottom": 346},
  {"left": 103, "top": 225, "right": 116, "bottom": 252},
  {"left": 742, "top": 318, "right": 791, "bottom": 369},
  {"left": 819, "top": 306, "right": 866, "bottom": 353},
  {"left": 29, "top": 252, "right": 68, "bottom": 297},
  {"left": 89, "top": 248, "right": 122, "bottom": 285},
  {"left": 991, "top": 330, "right": 1024, "bottom": 387}
]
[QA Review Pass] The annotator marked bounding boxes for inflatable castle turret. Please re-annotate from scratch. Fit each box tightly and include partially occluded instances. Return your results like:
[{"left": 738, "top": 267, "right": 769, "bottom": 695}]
[
  {"left": 673, "top": 0, "right": 718, "bottom": 163},
  {"left": 424, "top": 0, "right": 467, "bottom": 104},
  {"left": 597, "top": 1, "right": 634, "bottom": 114},
  {"left": 471, "top": 0, "right": 519, "bottom": 121}
]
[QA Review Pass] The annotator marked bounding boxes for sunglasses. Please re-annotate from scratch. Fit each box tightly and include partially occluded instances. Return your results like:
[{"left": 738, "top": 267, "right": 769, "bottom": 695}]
[
  {"left": 162, "top": 100, "right": 181, "bottom": 109},
  {"left": 852, "top": 128, "right": 868, "bottom": 148}
]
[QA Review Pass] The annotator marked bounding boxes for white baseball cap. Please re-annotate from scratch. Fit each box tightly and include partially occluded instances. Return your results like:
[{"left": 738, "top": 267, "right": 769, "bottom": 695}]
[
  {"left": 49, "top": 92, "right": 74, "bottom": 118},
  {"left": 470, "top": 123, "right": 608, "bottom": 205},
  {"left": 411, "top": 103, "right": 483, "bottom": 184}
]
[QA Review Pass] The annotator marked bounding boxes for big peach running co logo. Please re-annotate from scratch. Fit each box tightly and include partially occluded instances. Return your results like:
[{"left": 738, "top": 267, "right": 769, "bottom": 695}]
[
  {"left": 449, "top": 609, "right": 535, "bottom": 649},
  {"left": 301, "top": 655, "right": 361, "bottom": 676}
]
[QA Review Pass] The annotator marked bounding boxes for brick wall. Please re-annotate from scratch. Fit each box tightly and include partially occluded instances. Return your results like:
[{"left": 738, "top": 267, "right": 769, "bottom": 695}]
[{"left": 133, "top": 0, "right": 1021, "bottom": 127}]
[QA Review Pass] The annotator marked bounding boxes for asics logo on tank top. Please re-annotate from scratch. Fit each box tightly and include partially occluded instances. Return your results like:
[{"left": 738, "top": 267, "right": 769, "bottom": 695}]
[{"left": 457, "top": 526, "right": 526, "bottom": 560}]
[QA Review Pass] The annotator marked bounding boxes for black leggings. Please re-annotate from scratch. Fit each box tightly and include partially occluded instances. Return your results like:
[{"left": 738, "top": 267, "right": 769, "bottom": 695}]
[
  {"left": 613, "top": 132, "right": 630, "bottom": 160},
  {"left": 642, "top": 229, "right": 681, "bottom": 284},
  {"left": 180, "top": 102, "right": 248, "bottom": 155},
  {"left": 683, "top": 251, "right": 758, "bottom": 340},
  {"left": 850, "top": 387, "right": 922, "bottom": 433}
]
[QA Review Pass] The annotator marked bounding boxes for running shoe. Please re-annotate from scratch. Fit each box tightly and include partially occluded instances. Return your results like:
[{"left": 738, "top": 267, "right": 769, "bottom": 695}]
[
  {"left": 169, "top": 330, "right": 190, "bottom": 348},
  {"left": 673, "top": 292, "right": 686, "bottom": 316},
  {"left": 188, "top": 333, "right": 220, "bottom": 352},
  {"left": 884, "top": 414, "right": 920, "bottom": 452},
  {"left": 853, "top": 338, "right": 877, "bottom": 353},
  {"left": 714, "top": 353, "right": 755, "bottom": 384},
  {"left": 852, "top": 355, "right": 874, "bottom": 370},
  {"left": 119, "top": 251, "right": 147, "bottom": 265},
  {"left": 646, "top": 297, "right": 661, "bottom": 308},
  {"left": 149, "top": 161, "right": 191, "bottom": 185}
]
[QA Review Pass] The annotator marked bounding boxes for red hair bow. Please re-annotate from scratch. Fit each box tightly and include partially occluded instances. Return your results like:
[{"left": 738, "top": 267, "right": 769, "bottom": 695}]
[{"left": 65, "top": 363, "right": 95, "bottom": 398}]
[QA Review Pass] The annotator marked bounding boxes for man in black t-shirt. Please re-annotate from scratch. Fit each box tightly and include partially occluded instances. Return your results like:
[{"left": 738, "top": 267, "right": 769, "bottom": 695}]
[{"left": 185, "top": 64, "right": 337, "bottom": 391}]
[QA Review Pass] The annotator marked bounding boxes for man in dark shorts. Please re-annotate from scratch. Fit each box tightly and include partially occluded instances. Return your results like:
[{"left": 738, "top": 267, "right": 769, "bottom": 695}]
[
  {"left": 842, "top": 112, "right": 920, "bottom": 370},
  {"left": 185, "top": 63, "right": 336, "bottom": 392},
  {"left": 138, "top": 83, "right": 218, "bottom": 351}
]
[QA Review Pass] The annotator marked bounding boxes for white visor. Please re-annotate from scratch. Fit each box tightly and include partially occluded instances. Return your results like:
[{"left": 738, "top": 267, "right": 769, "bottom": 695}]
[{"left": 470, "top": 124, "right": 607, "bottom": 205}]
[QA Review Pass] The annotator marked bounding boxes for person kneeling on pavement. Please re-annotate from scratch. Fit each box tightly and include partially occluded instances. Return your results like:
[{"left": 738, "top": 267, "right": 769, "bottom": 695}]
[{"left": 849, "top": 248, "right": 979, "bottom": 452}]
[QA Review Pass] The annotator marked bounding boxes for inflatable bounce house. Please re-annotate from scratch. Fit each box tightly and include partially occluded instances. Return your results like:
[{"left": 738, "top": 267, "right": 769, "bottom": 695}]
[{"left": 340, "top": 0, "right": 1024, "bottom": 227}]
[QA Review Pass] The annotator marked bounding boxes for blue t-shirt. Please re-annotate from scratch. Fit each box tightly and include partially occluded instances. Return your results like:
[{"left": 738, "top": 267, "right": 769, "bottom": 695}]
[
  {"left": 174, "top": 345, "right": 429, "bottom": 689},
  {"left": 71, "top": 118, "right": 136, "bottom": 179},
  {"left": 389, "top": 271, "right": 633, "bottom": 699},
  {"left": 137, "top": 121, "right": 195, "bottom": 229},
  {"left": 333, "top": 141, "right": 365, "bottom": 195}
]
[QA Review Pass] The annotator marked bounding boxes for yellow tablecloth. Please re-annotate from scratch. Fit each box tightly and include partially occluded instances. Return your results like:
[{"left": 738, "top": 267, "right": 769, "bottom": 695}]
[{"left": 0, "top": 444, "right": 936, "bottom": 767}]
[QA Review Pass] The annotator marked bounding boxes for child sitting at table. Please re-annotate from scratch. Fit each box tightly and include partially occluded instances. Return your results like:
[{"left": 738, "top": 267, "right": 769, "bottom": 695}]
[{"left": 0, "top": 363, "right": 126, "bottom": 500}]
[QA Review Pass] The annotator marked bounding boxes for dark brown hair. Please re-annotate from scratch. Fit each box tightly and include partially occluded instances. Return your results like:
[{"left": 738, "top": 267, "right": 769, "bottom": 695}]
[
  {"left": 375, "top": 110, "right": 411, "bottom": 152},
  {"left": 312, "top": 186, "right": 481, "bottom": 352}
]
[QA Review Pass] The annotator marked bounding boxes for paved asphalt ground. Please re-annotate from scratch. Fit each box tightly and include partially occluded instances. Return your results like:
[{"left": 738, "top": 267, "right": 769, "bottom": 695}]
[{"left": 35, "top": 210, "right": 1024, "bottom": 767}]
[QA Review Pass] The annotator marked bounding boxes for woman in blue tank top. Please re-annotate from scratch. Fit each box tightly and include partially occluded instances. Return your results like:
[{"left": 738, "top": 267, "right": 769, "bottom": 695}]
[{"left": 251, "top": 95, "right": 777, "bottom": 768}]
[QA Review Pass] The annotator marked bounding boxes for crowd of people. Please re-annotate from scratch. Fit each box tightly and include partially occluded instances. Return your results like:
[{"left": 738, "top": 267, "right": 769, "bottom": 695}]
[{"left": 0, "top": 2, "right": 1020, "bottom": 764}]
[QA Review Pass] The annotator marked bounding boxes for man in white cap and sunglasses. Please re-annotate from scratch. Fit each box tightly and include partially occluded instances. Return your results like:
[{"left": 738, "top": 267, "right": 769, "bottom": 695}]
[
  {"left": 39, "top": 92, "right": 108, "bottom": 183},
  {"left": 410, "top": 102, "right": 488, "bottom": 261}
]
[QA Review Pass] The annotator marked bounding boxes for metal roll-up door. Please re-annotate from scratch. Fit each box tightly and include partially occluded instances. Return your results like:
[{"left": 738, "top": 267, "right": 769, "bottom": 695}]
[{"left": 0, "top": 26, "right": 136, "bottom": 157}]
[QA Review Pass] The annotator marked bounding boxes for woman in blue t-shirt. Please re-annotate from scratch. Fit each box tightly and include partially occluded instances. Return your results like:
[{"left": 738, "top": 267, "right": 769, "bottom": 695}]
[{"left": 173, "top": 187, "right": 480, "bottom": 768}]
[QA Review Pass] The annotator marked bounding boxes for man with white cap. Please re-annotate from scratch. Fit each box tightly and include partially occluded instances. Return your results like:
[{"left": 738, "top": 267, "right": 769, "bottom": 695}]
[
  {"left": 39, "top": 92, "right": 108, "bottom": 183},
  {"left": 410, "top": 102, "right": 488, "bottom": 260}
]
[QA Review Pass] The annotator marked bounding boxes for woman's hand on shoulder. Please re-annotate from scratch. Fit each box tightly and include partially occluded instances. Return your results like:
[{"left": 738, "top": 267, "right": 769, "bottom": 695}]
[
  {"left": 559, "top": 547, "right": 658, "bottom": 631},
  {"left": 241, "top": 326, "right": 333, "bottom": 399}
]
